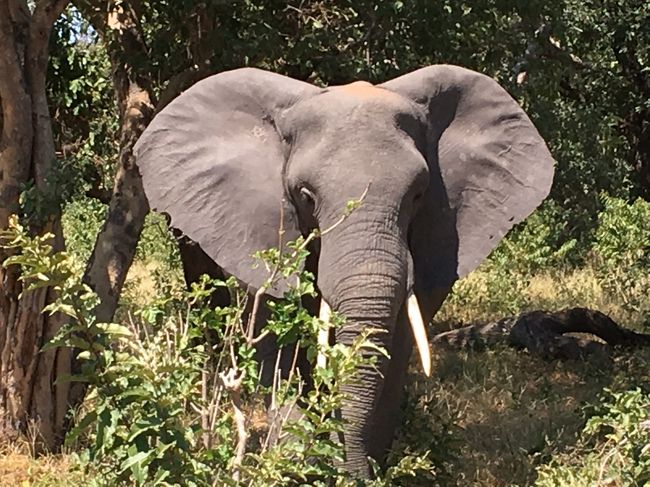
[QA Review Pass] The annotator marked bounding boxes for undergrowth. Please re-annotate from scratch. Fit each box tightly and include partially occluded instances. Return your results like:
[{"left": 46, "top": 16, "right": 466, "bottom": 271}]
[
  {"left": 2, "top": 215, "right": 433, "bottom": 486},
  {"left": 1, "top": 195, "right": 648, "bottom": 485}
]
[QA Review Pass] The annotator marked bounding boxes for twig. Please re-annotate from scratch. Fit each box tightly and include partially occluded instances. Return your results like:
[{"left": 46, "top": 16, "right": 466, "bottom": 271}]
[
  {"left": 286, "top": 339, "right": 301, "bottom": 387},
  {"left": 246, "top": 202, "right": 287, "bottom": 341},
  {"left": 247, "top": 286, "right": 268, "bottom": 342},
  {"left": 263, "top": 342, "right": 304, "bottom": 451},
  {"left": 220, "top": 368, "right": 248, "bottom": 481},
  {"left": 201, "top": 359, "right": 210, "bottom": 448},
  {"left": 249, "top": 329, "right": 270, "bottom": 346},
  {"left": 270, "top": 347, "right": 283, "bottom": 411},
  {"left": 228, "top": 337, "right": 237, "bottom": 370}
]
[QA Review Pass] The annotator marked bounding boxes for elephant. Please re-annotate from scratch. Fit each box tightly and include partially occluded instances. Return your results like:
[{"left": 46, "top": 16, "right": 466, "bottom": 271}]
[{"left": 134, "top": 65, "right": 554, "bottom": 477}]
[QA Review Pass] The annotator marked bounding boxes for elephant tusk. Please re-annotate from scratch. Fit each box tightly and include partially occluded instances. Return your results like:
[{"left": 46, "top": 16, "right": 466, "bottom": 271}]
[
  {"left": 317, "top": 300, "right": 332, "bottom": 368},
  {"left": 406, "top": 291, "right": 431, "bottom": 377}
]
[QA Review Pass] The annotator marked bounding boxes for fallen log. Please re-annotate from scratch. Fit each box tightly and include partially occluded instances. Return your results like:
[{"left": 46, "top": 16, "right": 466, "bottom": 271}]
[{"left": 432, "top": 308, "right": 650, "bottom": 360}]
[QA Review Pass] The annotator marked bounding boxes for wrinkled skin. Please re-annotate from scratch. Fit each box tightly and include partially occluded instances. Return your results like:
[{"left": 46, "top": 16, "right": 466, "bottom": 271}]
[{"left": 135, "top": 66, "right": 554, "bottom": 477}]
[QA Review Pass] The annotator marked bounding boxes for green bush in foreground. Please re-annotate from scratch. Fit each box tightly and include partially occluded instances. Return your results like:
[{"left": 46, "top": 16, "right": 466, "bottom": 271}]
[{"left": 2, "top": 215, "right": 433, "bottom": 486}]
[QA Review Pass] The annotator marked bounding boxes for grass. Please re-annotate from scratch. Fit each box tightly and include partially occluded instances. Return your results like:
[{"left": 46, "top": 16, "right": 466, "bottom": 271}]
[
  {"left": 0, "top": 441, "right": 87, "bottom": 487},
  {"left": 390, "top": 260, "right": 650, "bottom": 486},
  {"left": 437, "top": 262, "right": 649, "bottom": 330},
  {"left": 397, "top": 344, "right": 650, "bottom": 486}
]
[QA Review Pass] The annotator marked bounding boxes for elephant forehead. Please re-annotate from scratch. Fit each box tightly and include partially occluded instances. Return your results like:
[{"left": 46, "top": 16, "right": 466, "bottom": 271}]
[
  {"left": 337, "top": 81, "right": 395, "bottom": 99},
  {"left": 285, "top": 83, "right": 419, "bottom": 127}
]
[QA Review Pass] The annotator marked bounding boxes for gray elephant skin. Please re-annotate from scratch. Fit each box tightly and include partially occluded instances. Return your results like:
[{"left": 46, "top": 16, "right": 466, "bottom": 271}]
[{"left": 134, "top": 65, "right": 554, "bottom": 477}]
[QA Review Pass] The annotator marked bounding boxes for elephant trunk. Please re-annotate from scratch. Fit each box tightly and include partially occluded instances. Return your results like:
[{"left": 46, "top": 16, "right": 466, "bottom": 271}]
[{"left": 317, "top": 207, "right": 409, "bottom": 475}]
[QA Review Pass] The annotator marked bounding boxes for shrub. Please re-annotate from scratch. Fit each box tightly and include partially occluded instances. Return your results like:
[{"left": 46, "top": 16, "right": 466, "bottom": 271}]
[
  {"left": 490, "top": 200, "right": 578, "bottom": 275},
  {"left": 592, "top": 195, "right": 650, "bottom": 327},
  {"left": 593, "top": 194, "right": 650, "bottom": 272},
  {"left": 536, "top": 388, "right": 650, "bottom": 486},
  {"left": 2, "top": 215, "right": 435, "bottom": 486}
]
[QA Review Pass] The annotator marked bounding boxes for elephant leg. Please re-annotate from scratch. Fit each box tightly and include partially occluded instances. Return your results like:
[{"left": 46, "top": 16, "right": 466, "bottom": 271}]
[{"left": 176, "top": 234, "right": 231, "bottom": 307}]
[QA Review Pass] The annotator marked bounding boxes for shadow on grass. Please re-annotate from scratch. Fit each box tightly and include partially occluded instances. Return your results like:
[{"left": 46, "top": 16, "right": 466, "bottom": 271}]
[{"left": 391, "top": 345, "right": 650, "bottom": 486}]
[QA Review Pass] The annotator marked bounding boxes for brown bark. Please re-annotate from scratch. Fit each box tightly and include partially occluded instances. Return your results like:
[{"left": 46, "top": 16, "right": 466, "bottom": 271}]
[
  {"left": 0, "top": 0, "right": 77, "bottom": 451},
  {"left": 78, "top": 0, "right": 218, "bottom": 323},
  {"left": 78, "top": 1, "right": 154, "bottom": 323},
  {"left": 433, "top": 308, "right": 650, "bottom": 360}
]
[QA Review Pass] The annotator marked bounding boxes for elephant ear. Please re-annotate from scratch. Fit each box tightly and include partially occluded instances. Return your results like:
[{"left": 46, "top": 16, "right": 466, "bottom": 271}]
[
  {"left": 135, "top": 68, "right": 320, "bottom": 297},
  {"left": 381, "top": 65, "right": 554, "bottom": 289}
]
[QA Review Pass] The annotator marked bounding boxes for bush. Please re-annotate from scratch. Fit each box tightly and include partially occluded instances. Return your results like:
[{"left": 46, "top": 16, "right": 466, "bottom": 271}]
[
  {"left": 490, "top": 200, "right": 578, "bottom": 275},
  {"left": 2, "top": 216, "right": 435, "bottom": 486},
  {"left": 593, "top": 195, "right": 650, "bottom": 272},
  {"left": 592, "top": 195, "right": 650, "bottom": 327},
  {"left": 536, "top": 388, "right": 650, "bottom": 486},
  {"left": 61, "top": 197, "right": 106, "bottom": 263}
]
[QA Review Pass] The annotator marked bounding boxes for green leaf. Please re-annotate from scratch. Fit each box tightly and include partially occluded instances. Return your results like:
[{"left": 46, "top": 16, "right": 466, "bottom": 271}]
[
  {"left": 96, "top": 322, "right": 133, "bottom": 337},
  {"left": 119, "top": 449, "right": 154, "bottom": 473}
]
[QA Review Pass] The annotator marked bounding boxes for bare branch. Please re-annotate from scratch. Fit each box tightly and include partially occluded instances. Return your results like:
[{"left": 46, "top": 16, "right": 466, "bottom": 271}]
[{"left": 220, "top": 368, "right": 248, "bottom": 481}]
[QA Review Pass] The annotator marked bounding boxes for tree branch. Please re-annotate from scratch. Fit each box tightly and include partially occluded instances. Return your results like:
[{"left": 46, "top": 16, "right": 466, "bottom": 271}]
[{"left": 78, "top": 0, "right": 154, "bottom": 322}]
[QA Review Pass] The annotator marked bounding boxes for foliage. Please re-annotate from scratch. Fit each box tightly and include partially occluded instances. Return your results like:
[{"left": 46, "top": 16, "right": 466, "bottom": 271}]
[
  {"left": 2, "top": 216, "right": 434, "bottom": 485},
  {"left": 41, "top": 0, "right": 649, "bottom": 293},
  {"left": 536, "top": 388, "right": 650, "bottom": 486},
  {"left": 439, "top": 194, "right": 649, "bottom": 332},
  {"left": 61, "top": 197, "right": 107, "bottom": 264},
  {"left": 54, "top": 1, "right": 649, "bottom": 249},
  {"left": 490, "top": 201, "right": 579, "bottom": 274},
  {"left": 49, "top": 7, "right": 117, "bottom": 192},
  {"left": 593, "top": 195, "right": 650, "bottom": 271},
  {"left": 0, "top": 216, "right": 99, "bottom": 327},
  {"left": 592, "top": 195, "right": 650, "bottom": 327}
]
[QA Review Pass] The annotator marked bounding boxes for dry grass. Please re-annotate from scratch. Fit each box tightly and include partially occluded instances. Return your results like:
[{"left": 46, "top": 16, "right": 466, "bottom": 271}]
[
  {"left": 398, "top": 346, "right": 633, "bottom": 486},
  {"left": 395, "top": 265, "right": 650, "bottom": 486},
  {"left": 437, "top": 264, "right": 648, "bottom": 329},
  {"left": 0, "top": 441, "right": 86, "bottom": 487}
]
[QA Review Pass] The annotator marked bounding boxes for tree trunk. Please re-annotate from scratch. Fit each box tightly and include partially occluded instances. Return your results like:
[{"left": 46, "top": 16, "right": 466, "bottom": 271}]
[
  {"left": 78, "top": 1, "right": 154, "bottom": 323},
  {"left": 0, "top": 0, "right": 78, "bottom": 452},
  {"left": 78, "top": 0, "right": 216, "bottom": 323}
]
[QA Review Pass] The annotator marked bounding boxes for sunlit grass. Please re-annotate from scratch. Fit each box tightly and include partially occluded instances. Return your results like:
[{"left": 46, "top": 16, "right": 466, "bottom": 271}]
[
  {"left": 0, "top": 440, "right": 88, "bottom": 486},
  {"left": 394, "top": 265, "right": 650, "bottom": 486},
  {"left": 438, "top": 263, "right": 649, "bottom": 329}
]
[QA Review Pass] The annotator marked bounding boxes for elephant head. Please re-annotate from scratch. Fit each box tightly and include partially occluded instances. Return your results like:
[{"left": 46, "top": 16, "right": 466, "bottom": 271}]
[{"left": 134, "top": 66, "right": 554, "bottom": 476}]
